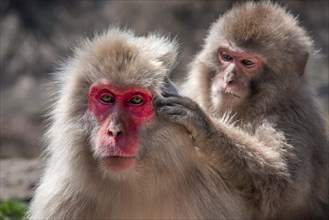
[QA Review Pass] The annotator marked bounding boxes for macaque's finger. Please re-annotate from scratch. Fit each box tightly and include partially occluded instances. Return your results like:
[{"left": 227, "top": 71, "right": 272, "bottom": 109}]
[{"left": 162, "top": 76, "right": 179, "bottom": 97}]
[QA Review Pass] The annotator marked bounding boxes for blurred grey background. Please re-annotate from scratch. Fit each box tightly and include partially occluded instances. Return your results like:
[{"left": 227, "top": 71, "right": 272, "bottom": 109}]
[{"left": 0, "top": 0, "right": 328, "bottom": 201}]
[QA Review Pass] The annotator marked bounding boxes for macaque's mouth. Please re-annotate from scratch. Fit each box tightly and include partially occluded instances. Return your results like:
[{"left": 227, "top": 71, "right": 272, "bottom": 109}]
[
  {"left": 220, "top": 90, "right": 241, "bottom": 98},
  {"left": 109, "top": 155, "right": 135, "bottom": 159},
  {"left": 101, "top": 156, "right": 136, "bottom": 171}
]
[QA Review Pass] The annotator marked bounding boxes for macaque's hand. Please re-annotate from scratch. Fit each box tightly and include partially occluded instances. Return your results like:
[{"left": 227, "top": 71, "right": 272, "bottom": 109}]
[{"left": 155, "top": 77, "right": 213, "bottom": 141}]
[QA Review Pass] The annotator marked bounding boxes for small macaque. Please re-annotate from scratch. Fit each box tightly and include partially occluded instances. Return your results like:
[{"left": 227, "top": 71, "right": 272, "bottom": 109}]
[
  {"left": 156, "top": 2, "right": 328, "bottom": 220},
  {"left": 27, "top": 29, "right": 247, "bottom": 219}
]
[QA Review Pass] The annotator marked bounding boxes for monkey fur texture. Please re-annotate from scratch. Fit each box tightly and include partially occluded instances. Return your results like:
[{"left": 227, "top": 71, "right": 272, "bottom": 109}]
[
  {"left": 157, "top": 1, "right": 328, "bottom": 220},
  {"left": 27, "top": 29, "right": 247, "bottom": 219}
]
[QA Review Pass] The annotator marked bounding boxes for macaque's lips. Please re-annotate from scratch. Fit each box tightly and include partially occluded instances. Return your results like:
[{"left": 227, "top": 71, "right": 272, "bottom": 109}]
[
  {"left": 220, "top": 89, "right": 241, "bottom": 98},
  {"left": 101, "top": 156, "right": 136, "bottom": 171}
]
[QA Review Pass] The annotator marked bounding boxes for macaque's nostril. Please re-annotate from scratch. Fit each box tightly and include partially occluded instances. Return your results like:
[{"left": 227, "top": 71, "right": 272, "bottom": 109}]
[
  {"left": 227, "top": 78, "right": 234, "bottom": 84},
  {"left": 224, "top": 73, "right": 235, "bottom": 84},
  {"left": 108, "top": 130, "right": 122, "bottom": 137}
]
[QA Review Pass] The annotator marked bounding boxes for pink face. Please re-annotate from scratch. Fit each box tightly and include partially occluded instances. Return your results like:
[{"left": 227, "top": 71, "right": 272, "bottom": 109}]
[
  {"left": 88, "top": 81, "right": 155, "bottom": 172},
  {"left": 211, "top": 45, "right": 264, "bottom": 109}
]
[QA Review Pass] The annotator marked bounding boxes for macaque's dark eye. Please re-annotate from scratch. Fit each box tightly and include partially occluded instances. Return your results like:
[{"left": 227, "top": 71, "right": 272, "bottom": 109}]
[
  {"left": 221, "top": 52, "right": 234, "bottom": 61},
  {"left": 100, "top": 94, "right": 114, "bottom": 103},
  {"left": 241, "top": 59, "right": 255, "bottom": 67},
  {"left": 129, "top": 96, "right": 143, "bottom": 105}
]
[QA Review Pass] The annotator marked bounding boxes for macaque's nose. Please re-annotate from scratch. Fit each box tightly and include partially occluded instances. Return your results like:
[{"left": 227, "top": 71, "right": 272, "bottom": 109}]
[
  {"left": 108, "top": 119, "right": 123, "bottom": 137},
  {"left": 108, "top": 129, "right": 122, "bottom": 137},
  {"left": 223, "top": 64, "right": 236, "bottom": 86},
  {"left": 224, "top": 72, "right": 235, "bottom": 84}
]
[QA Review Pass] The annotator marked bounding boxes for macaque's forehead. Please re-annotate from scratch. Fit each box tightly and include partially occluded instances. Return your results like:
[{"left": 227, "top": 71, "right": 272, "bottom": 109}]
[
  {"left": 90, "top": 80, "right": 155, "bottom": 96},
  {"left": 220, "top": 2, "right": 298, "bottom": 48},
  {"left": 81, "top": 38, "right": 164, "bottom": 90},
  {"left": 88, "top": 39, "right": 145, "bottom": 74}
]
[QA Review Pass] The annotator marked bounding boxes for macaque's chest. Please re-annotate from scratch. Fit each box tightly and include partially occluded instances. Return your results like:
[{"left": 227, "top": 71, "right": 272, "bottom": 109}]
[{"left": 91, "top": 194, "right": 197, "bottom": 219}]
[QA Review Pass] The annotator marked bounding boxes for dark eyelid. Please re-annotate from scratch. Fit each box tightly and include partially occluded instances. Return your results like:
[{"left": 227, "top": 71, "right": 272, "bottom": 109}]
[
  {"left": 127, "top": 95, "right": 144, "bottom": 104},
  {"left": 242, "top": 59, "right": 255, "bottom": 66},
  {"left": 100, "top": 93, "right": 114, "bottom": 103},
  {"left": 221, "top": 52, "right": 233, "bottom": 61}
]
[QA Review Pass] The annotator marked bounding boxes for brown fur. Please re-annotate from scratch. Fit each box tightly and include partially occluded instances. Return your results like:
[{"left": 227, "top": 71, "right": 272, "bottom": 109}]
[
  {"left": 166, "top": 2, "right": 327, "bottom": 220},
  {"left": 27, "top": 28, "right": 246, "bottom": 219}
]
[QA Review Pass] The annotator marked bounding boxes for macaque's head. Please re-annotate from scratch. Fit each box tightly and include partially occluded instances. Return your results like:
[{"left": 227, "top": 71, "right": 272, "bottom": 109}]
[
  {"left": 194, "top": 2, "right": 313, "bottom": 115},
  {"left": 52, "top": 28, "right": 179, "bottom": 180}
]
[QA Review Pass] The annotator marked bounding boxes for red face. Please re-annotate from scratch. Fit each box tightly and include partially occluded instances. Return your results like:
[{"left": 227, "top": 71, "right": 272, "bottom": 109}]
[
  {"left": 88, "top": 81, "right": 155, "bottom": 172},
  {"left": 211, "top": 45, "right": 264, "bottom": 109}
]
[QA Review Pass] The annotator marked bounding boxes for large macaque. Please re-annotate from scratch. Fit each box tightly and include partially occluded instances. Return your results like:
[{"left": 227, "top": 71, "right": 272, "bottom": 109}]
[
  {"left": 27, "top": 29, "right": 247, "bottom": 219},
  {"left": 156, "top": 2, "right": 328, "bottom": 220}
]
